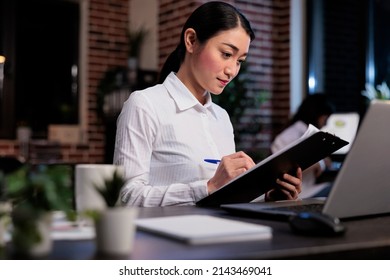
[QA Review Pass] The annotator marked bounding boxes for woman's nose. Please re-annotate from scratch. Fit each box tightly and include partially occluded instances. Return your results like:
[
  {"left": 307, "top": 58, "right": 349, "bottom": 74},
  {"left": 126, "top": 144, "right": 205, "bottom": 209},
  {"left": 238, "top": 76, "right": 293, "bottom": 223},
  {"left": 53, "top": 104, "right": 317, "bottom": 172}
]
[{"left": 224, "top": 62, "right": 239, "bottom": 78}]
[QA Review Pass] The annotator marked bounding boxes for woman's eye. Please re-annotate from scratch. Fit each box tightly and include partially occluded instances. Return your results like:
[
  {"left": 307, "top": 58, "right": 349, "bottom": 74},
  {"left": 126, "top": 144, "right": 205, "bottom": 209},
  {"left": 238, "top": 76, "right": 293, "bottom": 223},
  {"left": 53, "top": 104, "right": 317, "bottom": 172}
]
[
  {"left": 236, "top": 59, "right": 246, "bottom": 66},
  {"left": 222, "top": 52, "right": 232, "bottom": 58}
]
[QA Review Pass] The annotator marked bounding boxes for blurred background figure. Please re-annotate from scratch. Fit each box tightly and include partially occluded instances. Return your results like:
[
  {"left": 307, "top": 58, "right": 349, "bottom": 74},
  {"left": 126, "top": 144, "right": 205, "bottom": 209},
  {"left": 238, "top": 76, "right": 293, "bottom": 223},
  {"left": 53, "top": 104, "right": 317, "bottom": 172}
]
[{"left": 271, "top": 93, "right": 335, "bottom": 198}]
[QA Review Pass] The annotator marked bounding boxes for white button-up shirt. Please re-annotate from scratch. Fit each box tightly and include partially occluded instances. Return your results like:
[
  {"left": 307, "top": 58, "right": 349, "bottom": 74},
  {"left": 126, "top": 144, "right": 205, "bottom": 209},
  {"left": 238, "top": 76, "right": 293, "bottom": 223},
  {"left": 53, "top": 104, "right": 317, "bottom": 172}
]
[{"left": 114, "top": 72, "right": 235, "bottom": 207}]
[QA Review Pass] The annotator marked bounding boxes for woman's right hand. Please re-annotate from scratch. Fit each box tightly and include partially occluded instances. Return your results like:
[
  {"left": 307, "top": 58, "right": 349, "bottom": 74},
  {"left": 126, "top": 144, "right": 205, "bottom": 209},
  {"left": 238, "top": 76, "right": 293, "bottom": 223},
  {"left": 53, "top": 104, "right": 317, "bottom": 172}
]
[
  {"left": 264, "top": 167, "right": 302, "bottom": 201},
  {"left": 207, "top": 151, "right": 255, "bottom": 194}
]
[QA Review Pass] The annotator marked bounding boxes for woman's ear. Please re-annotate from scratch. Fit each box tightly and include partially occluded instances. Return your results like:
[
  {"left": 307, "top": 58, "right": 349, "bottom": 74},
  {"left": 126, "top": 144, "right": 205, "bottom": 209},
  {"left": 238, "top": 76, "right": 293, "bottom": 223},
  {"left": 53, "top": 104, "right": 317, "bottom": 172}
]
[{"left": 183, "top": 28, "right": 198, "bottom": 53}]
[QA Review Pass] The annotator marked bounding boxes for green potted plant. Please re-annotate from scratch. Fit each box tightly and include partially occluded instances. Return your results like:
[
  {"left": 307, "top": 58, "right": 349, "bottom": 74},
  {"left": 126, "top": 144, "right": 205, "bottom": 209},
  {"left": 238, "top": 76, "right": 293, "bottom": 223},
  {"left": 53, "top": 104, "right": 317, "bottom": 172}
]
[
  {"left": 4, "top": 164, "right": 73, "bottom": 258},
  {"left": 127, "top": 27, "right": 148, "bottom": 60},
  {"left": 90, "top": 167, "right": 138, "bottom": 257},
  {"left": 94, "top": 168, "right": 125, "bottom": 208},
  {"left": 127, "top": 27, "right": 148, "bottom": 86}
]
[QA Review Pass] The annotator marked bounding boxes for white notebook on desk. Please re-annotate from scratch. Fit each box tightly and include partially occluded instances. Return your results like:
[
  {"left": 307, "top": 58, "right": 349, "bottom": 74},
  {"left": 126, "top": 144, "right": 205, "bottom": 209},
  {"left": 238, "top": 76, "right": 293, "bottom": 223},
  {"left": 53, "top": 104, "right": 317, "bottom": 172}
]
[{"left": 136, "top": 215, "right": 272, "bottom": 245}]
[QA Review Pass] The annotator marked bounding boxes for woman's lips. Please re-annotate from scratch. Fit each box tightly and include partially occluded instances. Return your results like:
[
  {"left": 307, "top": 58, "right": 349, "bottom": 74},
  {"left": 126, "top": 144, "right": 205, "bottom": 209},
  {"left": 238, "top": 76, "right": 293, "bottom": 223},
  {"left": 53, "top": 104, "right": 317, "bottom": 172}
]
[{"left": 218, "top": 78, "right": 229, "bottom": 87}]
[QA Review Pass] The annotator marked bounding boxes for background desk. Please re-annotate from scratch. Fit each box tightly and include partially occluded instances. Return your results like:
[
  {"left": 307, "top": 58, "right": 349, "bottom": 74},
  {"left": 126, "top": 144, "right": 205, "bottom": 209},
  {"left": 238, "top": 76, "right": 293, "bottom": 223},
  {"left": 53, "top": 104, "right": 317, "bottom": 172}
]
[{"left": 35, "top": 206, "right": 390, "bottom": 260}]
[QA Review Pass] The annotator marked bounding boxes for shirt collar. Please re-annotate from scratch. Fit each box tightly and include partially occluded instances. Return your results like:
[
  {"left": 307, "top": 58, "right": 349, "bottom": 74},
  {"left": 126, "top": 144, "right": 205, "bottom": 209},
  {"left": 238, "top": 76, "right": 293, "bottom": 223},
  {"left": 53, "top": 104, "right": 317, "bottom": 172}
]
[{"left": 163, "top": 72, "right": 218, "bottom": 117}]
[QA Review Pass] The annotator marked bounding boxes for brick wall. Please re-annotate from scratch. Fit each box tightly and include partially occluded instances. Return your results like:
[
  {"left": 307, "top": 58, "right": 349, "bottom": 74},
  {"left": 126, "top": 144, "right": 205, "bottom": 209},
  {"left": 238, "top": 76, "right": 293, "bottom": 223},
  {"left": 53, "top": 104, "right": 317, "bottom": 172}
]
[
  {"left": 158, "top": 0, "right": 291, "bottom": 160},
  {"left": 87, "top": 0, "right": 129, "bottom": 163}
]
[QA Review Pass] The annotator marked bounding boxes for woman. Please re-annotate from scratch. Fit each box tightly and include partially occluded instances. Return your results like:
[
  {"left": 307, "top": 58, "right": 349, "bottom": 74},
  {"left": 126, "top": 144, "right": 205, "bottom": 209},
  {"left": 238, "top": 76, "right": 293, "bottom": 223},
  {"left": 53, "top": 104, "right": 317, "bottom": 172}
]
[
  {"left": 114, "top": 1, "right": 302, "bottom": 207},
  {"left": 271, "top": 93, "right": 335, "bottom": 198}
]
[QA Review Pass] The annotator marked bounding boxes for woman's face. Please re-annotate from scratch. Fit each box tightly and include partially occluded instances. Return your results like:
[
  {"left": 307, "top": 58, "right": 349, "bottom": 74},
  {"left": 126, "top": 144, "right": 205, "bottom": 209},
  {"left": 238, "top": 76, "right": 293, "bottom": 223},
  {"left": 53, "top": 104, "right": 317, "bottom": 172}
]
[
  {"left": 181, "top": 26, "right": 251, "bottom": 101},
  {"left": 318, "top": 115, "right": 330, "bottom": 129}
]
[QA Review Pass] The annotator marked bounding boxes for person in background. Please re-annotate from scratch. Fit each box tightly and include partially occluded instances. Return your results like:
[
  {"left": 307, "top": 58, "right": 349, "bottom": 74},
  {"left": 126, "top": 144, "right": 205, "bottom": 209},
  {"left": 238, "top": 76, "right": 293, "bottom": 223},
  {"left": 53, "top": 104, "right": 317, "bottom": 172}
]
[
  {"left": 271, "top": 93, "right": 335, "bottom": 198},
  {"left": 114, "top": 1, "right": 302, "bottom": 207}
]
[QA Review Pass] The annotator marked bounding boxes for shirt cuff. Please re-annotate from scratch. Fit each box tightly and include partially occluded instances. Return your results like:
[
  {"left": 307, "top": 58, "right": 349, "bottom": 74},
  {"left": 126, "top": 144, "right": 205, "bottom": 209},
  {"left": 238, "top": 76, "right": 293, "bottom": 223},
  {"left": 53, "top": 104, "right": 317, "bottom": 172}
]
[{"left": 190, "top": 179, "right": 209, "bottom": 202}]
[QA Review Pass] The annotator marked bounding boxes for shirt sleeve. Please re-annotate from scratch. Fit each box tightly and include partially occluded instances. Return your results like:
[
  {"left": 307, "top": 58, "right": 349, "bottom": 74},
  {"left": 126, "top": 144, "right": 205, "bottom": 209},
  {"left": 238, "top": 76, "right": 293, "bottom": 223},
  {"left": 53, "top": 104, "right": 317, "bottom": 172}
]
[{"left": 113, "top": 92, "right": 209, "bottom": 207}]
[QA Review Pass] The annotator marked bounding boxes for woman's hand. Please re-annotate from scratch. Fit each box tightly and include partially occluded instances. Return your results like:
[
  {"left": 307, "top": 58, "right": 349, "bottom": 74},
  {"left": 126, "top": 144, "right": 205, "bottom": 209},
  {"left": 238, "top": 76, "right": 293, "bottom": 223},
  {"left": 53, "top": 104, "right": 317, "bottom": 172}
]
[
  {"left": 265, "top": 167, "right": 303, "bottom": 201},
  {"left": 207, "top": 151, "right": 255, "bottom": 194}
]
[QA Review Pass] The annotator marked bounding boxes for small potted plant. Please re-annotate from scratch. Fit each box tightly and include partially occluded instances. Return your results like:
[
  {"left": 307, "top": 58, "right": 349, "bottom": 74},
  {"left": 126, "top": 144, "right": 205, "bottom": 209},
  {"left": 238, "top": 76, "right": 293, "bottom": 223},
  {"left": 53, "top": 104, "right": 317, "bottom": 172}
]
[
  {"left": 4, "top": 164, "right": 73, "bottom": 258},
  {"left": 91, "top": 168, "right": 138, "bottom": 257},
  {"left": 127, "top": 27, "right": 148, "bottom": 86},
  {"left": 127, "top": 27, "right": 148, "bottom": 62}
]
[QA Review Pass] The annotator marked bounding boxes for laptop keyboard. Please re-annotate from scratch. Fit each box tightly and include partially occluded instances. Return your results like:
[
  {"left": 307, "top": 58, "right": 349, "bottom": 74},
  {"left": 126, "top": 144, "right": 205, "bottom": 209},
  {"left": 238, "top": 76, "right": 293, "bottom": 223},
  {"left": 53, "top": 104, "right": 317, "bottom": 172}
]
[{"left": 262, "top": 203, "right": 324, "bottom": 214}]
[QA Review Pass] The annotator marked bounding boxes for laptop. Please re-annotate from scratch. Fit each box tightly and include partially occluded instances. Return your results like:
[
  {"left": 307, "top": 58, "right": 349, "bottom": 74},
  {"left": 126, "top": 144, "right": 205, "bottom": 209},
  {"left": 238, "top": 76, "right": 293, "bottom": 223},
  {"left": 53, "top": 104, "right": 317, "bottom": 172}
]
[{"left": 222, "top": 100, "right": 390, "bottom": 220}]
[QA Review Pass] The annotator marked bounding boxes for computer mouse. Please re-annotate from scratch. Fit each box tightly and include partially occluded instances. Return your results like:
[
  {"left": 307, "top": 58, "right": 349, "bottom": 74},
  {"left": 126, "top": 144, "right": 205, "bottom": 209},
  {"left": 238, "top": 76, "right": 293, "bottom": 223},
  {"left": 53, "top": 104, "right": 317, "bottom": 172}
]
[{"left": 289, "top": 212, "right": 346, "bottom": 236}]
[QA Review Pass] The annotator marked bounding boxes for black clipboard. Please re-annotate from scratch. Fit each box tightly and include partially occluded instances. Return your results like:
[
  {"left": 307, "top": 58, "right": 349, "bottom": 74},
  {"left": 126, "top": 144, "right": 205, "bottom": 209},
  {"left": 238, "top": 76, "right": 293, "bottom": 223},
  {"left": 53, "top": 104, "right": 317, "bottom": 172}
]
[{"left": 196, "top": 130, "right": 349, "bottom": 207}]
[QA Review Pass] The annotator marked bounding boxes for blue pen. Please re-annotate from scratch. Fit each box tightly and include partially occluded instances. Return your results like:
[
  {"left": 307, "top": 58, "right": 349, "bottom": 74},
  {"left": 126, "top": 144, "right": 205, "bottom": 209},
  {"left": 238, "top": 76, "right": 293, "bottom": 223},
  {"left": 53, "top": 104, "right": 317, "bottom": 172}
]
[{"left": 204, "top": 159, "right": 221, "bottom": 164}]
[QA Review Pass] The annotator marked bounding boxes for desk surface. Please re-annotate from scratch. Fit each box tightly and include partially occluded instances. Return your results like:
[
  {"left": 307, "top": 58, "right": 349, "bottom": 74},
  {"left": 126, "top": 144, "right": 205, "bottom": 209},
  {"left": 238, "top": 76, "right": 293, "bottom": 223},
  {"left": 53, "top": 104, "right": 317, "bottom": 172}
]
[{"left": 36, "top": 206, "right": 390, "bottom": 260}]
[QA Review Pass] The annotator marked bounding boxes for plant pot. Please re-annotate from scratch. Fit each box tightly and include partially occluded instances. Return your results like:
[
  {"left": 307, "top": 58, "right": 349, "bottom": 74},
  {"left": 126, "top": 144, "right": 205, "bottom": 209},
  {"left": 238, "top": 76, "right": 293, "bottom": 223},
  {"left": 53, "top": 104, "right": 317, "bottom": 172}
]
[
  {"left": 95, "top": 207, "right": 138, "bottom": 257},
  {"left": 12, "top": 211, "right": 53, "bottom": 258}
]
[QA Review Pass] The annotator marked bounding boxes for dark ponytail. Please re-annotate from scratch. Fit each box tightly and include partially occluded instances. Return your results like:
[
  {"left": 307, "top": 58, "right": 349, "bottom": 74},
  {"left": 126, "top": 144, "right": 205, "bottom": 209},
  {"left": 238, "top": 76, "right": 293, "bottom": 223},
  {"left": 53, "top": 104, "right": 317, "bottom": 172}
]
[
  {"left": 158, "top": 1, "right": 255, "bottom": 83},
  {"left": 158, "top": 45, "right": 185, "bottom": 84}
]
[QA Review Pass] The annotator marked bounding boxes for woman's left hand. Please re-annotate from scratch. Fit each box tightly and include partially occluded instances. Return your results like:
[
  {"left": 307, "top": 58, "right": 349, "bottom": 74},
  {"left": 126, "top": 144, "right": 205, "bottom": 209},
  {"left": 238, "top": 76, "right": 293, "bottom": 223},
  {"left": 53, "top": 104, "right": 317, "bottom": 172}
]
[{"left": 265, "top": 167, "right": 302, "bottom": 201}]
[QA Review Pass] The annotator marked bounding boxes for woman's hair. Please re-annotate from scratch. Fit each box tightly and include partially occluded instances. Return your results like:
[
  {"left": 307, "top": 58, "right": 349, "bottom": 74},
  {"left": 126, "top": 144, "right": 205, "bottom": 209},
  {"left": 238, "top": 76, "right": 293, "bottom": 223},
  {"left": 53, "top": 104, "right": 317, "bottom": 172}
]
[
  {"left": 158, "top": 1, "right": 255, "bottom": 83},
  {"left": 291, "top": 93, "right": 335, "bottom": 127}
]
